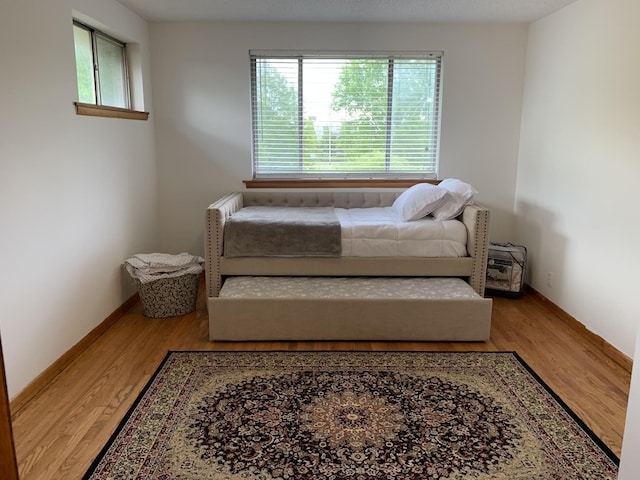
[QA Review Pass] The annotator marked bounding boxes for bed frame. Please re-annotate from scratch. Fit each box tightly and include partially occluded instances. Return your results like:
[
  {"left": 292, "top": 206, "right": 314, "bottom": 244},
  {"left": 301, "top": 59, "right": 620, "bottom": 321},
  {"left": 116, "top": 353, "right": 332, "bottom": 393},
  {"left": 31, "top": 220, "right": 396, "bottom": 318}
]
[
  {"left": 205, "top": 190, "right": 491, "bottom": 299},
  {"left": 204, "top": 190, "right": 492, "bottom": 341}
]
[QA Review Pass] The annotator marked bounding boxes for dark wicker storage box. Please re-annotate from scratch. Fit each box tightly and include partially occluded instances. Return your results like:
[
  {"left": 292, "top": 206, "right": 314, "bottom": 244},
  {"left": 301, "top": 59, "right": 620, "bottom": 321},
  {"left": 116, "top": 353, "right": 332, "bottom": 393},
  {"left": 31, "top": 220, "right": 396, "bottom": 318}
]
[{"left": 135, "top": 274, "right": 199, "bottom": 318}]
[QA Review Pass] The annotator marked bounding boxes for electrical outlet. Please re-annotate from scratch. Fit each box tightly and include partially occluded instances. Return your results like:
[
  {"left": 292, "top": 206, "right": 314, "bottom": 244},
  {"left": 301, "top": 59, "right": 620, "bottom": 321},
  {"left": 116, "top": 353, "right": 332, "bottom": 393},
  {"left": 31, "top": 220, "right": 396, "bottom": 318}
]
[{"left": 546, "top": 271, "right": 553, "bottom": 288}]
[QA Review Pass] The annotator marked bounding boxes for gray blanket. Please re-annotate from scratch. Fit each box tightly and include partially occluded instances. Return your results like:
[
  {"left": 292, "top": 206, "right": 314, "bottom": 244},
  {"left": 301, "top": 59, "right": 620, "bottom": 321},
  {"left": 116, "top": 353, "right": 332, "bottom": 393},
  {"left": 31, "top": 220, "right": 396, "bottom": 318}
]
[{"left": 224, "top": 206, "right": 341, "bottom": 257}]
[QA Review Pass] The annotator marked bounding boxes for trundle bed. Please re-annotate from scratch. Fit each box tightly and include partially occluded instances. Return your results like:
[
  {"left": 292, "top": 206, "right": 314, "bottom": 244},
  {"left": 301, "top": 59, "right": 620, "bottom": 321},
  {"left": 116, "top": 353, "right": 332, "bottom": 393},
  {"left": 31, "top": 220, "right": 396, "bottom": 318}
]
[{"left": 205, "top": 186, "right": 492, "bottom": 341}]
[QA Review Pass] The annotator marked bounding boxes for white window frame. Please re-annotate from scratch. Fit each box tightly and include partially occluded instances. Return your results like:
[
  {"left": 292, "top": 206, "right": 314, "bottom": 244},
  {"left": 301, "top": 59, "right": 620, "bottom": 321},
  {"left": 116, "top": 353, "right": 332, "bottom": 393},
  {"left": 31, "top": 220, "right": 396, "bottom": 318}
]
[
  {"left": 250, "top": 50, "right": 443, "bottom": 181},
  {"left": 73, "top": 20, "right": 131, "bottom": 110}
]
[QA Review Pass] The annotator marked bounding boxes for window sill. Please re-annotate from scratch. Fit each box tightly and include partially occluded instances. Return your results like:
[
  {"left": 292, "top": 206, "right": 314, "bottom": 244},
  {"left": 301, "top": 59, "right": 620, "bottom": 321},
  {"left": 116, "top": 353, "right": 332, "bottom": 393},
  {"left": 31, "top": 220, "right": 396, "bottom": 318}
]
[
  {"left": 74, "top": 102, "right": 149, "bottom": 121},
  {"left": 244, "top": 179, "right": 438, "bottom": 189}
]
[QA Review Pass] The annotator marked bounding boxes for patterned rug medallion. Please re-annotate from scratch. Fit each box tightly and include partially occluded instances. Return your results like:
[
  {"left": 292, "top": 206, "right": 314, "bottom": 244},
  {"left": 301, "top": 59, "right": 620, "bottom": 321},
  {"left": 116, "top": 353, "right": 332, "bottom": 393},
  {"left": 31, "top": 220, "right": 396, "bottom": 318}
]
[{"left": 83, "top": 351, "right": 618, "bottom": 479}]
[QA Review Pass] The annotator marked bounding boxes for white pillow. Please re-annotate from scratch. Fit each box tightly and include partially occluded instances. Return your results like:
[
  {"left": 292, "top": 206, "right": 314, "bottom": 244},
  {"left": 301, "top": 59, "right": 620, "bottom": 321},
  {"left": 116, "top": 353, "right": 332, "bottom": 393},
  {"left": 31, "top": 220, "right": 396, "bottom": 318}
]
[
  {"left": 431, "top": 178, "right": 478, "bottom": 221},
  {"left": 391, "top": 183, "right": 448, "bottom": 221}
]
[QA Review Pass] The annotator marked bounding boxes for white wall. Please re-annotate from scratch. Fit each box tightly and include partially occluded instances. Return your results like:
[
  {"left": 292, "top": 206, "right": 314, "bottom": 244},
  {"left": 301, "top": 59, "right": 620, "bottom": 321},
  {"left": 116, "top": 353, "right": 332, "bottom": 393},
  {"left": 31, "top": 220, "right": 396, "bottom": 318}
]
[
  {"left": 620, "top": 326, "right": 640, "bottom": 478},
  {"left": 516, "top": 0, "right": 640, "bottom": 358},
  {"left": 0, "top": 0, "right": 158, "bottom": 398},
  {"left": 149, "top": 22, "right": 528, "bottom": 255}
]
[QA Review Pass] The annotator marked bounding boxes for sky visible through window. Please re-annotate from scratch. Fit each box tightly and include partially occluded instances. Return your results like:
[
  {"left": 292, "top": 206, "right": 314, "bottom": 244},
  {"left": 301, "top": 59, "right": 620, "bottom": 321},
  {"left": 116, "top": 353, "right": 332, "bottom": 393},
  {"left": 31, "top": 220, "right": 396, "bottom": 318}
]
[{"left": 272, "top": 59, "right": 345, "bottom": 130}]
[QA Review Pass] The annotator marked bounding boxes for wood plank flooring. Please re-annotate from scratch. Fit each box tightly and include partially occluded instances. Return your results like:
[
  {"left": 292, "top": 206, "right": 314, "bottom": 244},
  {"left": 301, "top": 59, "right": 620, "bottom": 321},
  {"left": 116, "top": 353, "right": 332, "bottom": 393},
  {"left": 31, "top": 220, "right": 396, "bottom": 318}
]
[{"left": 10, "top": 289, "right": 631, "bottom": 479}]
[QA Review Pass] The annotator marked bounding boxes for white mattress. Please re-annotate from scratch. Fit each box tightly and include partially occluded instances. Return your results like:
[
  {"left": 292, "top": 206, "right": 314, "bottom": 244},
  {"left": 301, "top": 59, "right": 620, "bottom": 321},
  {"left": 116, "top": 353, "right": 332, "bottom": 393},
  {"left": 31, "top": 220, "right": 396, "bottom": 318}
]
[{"left": 335, "top": 207, "right": 467, "bottom": 257}]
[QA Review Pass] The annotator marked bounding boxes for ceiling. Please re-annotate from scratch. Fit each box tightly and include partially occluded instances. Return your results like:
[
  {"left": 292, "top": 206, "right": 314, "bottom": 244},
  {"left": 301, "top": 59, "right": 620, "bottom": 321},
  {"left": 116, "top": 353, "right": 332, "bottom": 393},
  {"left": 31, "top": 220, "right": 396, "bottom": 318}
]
[{"left": 115, "top": 0, "right": 579, "bottom": 23}]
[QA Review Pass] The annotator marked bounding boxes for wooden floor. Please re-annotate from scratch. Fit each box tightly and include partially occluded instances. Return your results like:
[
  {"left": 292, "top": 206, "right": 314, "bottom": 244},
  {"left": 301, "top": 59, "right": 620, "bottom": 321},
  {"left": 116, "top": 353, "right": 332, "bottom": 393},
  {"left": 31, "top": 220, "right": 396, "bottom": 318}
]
[{"left": 10, "top": 288, "right": 631, "bottom": 479}]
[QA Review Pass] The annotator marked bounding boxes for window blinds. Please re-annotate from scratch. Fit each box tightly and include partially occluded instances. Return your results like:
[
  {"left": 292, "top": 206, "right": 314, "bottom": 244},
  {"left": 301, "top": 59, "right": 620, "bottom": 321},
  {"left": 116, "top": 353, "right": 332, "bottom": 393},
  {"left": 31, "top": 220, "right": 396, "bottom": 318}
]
[{"left": 250, "top": 51, "right": 442, "bottom": 179}]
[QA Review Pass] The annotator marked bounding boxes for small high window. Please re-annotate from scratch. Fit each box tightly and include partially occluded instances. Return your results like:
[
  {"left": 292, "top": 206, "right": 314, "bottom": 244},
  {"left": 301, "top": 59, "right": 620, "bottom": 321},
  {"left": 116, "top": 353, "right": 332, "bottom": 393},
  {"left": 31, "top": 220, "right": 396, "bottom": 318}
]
[{"left": 73, "top": 20, "right": 130, "bottom": 109}]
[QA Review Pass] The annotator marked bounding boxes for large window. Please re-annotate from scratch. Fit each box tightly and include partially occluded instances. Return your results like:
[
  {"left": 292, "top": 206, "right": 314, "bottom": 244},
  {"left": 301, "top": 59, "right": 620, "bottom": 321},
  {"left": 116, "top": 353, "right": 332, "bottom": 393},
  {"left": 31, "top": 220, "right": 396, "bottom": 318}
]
[
  {"left": 73, "top": 20, "right": 130, "bottom": 109},
  {"left": 250, "top": 51, "right": 442, "bottom": 180}
]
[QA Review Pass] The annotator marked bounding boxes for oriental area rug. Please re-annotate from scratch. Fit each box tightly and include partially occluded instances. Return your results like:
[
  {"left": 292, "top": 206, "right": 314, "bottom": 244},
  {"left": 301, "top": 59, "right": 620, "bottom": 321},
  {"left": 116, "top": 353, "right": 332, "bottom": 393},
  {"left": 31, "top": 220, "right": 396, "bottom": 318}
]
[{"left": 83, "top": 351, "right": 618, "bottom": 479}]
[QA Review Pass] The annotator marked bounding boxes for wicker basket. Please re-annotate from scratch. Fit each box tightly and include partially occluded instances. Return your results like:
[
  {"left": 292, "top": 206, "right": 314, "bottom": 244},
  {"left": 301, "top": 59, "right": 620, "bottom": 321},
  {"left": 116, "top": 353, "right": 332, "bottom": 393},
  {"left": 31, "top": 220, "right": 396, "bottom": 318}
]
[{"left": 135, "top": 274, "right": 200, "bottom": 318}]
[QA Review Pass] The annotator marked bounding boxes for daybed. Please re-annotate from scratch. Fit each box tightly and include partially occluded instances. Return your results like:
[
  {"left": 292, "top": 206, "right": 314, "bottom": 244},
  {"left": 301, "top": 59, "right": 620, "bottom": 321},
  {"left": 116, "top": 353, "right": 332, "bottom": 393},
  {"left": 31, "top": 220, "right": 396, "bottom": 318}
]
[{"left": 205, "top": 187, "right": 492, "bottom": 341}]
